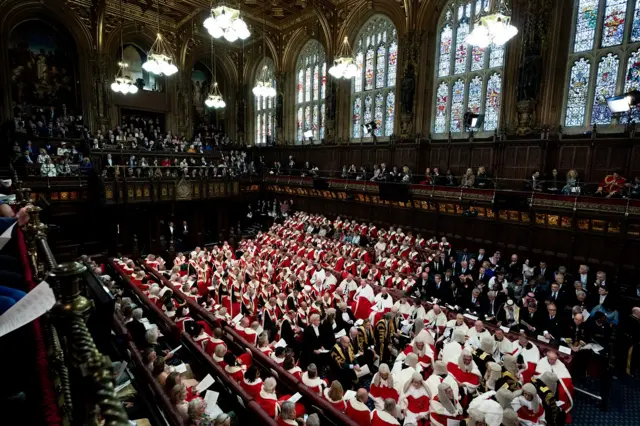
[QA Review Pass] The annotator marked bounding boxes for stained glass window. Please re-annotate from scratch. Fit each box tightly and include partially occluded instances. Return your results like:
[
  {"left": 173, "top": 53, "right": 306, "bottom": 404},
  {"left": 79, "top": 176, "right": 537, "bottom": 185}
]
[
  {"left": 353, "top": 97, "right": 362, "bottom": 138},
  {"left": 297, "top": 69, "right": 304, "bottom": 103},
  {"left": 435, "top": 83, "right": 449, "bottom": 135},
  {"left": 564, "top": 0, "right": 640, "bottom": 129},
  {"left": 254, "top": 58, "right": 276, "bottom": 145},
  {"left": 450, "top": 79, "right": 465, "bottom": 132},
  {"left": 467, "top": 76, "right": 483, "bottom": 114},
  {"left": 297, "top": 107, "right": 303, "bottom": 142},
  {"left": 574, "top": 0, "right": 599, "bottom": 52},
  {"left": 352, "top": 15, "right": 397, "bottom": 140},
  {"left": 438, "top": 25, "right": 453, "bottom": 77},
  {"left": 295, "top": 40, "right": 326, "bottom": 144},
  {"left": 632, "top": 0, "right": 640, "bottom": 41},
  {"left": 387, "top": 41, "right": 398, "bottom": 87},
  {"left": 601, "top": 0, "right": 627, "bottom": 47},
  {"left": 591, "top": 54, "right": 620, "bottom": 124},
  {"left": 433, "top": 1, "right": 505, "bottom": 135},
  {"left": 484, "top": 73, "right": 502, "bottom": 131},
  {"left": 385, "top": 92, "right": 395, "bottom": 136},
  {"left": 622, "top": 48, "right": 640, "bottom": 122}
]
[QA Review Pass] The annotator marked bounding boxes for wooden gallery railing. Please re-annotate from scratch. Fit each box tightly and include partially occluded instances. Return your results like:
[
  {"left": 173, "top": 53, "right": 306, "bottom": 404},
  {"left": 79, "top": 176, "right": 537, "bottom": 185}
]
[{"left": 15, "top": 181, "right": 131, "bottom": 426}]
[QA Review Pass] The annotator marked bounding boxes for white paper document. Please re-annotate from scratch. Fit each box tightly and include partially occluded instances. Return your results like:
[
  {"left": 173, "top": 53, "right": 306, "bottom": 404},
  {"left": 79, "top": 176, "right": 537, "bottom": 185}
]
[
  {"left": 0, "top": 280, "right": 56, "bottom": 338},
  {"left": 115, "top": 380, "right": 131, "bottom": 394},
  {"left": 195, "top": 374, "right": 215, "bottom": 393},
  {"left": 274, "top": 339, "right": 288, "bottom": 348},
  {"left": 288, "top": 392, "right": 303, "bottom": 403},
  {"left": 537, "top": 335, "right": 550, "bottom": 343},
  {"left": 334, "top": 329, "right": 346, "bottom": 339},
  {"left": 171, "top": 363, "right": 188, "bottom": 373},
  {"left": 558, "top": 345, "right": 572, "bottom": 355},
  {"left": 204, "top": 390, "right": 222, "bottom": 417},
  {"left": 500, "top": 326, "right": 511, "bottom": 334},
  {"left": 231, "top": 314, "right": 243, "bottom": 324},
  {"left": 317, "top": 349, "right": 330, "bottom": 354},
  {"left": 0, "top": 222, "right": 17, "bottom": 251},
  {"left": 355, "top": 364, "right": 371, "bottom": 378},
  {"left": 115, "top": 361, "right": 128, "bottom": 381},
  {"left": 447, "top": 420, "right": 460, "bottom": 426},
  {"left": 463, "top": 313, "right": 478, "bottom": 321},
  {"left": 344, "top": 390, "right": 357, "bottom": 401},
  {"left": 168, "top": 345, "right": 182, "bottom": 355},
  {"left": 143, "top": 322, "right": 157, "bottom": 331}
]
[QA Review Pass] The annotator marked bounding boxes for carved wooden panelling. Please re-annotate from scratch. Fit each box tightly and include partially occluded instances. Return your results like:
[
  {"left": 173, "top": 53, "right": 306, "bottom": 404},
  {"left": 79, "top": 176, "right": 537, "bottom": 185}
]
[
  {"left": 557, "top": 145, "right": 590, "bottom": 177},
  {"left": 502, "top": 146, "right": 541, "bottom": 179},
  {"left": 469, "top": 146, "right": 493, "bottom": 170},
  {"left": 449, "top": 146, "right": 471, "bottom": 174},
  {"left": 429, "top": 146, "right": 448, "bottom": 169}
]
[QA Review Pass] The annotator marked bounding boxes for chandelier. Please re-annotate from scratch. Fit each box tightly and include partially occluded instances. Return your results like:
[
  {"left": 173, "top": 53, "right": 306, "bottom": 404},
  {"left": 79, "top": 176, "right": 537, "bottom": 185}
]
[
  {"left": 252, "top": 65, "right": 276, "bottom": 98},
  {"left": 142, "top": 34, "right": 179, "bottom": 76},
  {"left": 465, "top": 0, "right": 518, "bottom": 48},
  {"left": 111, "top": 0, "right": 138, "bottom": 95},
  {"left": 142, "top": 1, "right": 178, "bottom": 76},
  {"left": 111, "top": 62, "right": 139, "bottom": 94},
  {"left": 205, "top": 83, "right": 226, "bottom": 108},
  {"left": 328, "top": 37, "right": 359, "bottom": 79},
  {"left": 203, "top": 4, "right": 250, "bottom": 42}
]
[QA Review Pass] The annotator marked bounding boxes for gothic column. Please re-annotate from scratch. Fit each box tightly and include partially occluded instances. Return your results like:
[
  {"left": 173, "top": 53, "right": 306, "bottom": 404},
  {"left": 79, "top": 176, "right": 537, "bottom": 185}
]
[{"left": 398, "top": 30, "right": 423, "bottom": 140}]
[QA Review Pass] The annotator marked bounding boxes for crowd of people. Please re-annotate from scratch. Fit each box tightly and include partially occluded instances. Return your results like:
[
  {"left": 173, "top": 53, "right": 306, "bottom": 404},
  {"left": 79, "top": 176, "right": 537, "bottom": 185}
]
[
  {"left": 12, "top": 104, "right": 86, "bottom": 139},
  {"left": 108, "top": 209, "right": 640, "bottom": 426},
  {"left": 13, "top": 139, "right": 92, "bottom": 177},
  {"left": 90, "top": 114, "right": 242, "bottom": 153}
]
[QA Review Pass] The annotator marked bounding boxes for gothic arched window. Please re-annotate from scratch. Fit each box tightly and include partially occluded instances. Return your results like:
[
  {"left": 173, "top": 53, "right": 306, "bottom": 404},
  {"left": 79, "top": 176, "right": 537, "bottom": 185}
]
[
  {"left": 433, "top": 0, "right": 505, "bottom": 136},
  {"left": 255, "top": 58, "right": 276, "bottom": 145},
  {"left": 563, "top": 0, "right": 640, "bottom": 130},
  {"left": 351, "top": 15, "right": 398, "bottom": 140},
  {"left": 296, "top": 40, "right": 326, "bottom": 144}
]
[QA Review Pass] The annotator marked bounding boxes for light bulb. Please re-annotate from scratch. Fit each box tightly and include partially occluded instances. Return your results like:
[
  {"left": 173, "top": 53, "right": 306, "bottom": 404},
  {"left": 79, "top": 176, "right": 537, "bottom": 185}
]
[
  {"left": 203, "top": 15, "right": 215, "bottom": 29},
  {"left": 216, "top": 10, "right": 231, "bottom": 29},
  {"left": 224, "top": 28, "right": 238, "bottom": 42},
  {"left": 466, "top": 26, "right": 490, "bottom": 48},
  {"left": 129, "top": 84, "right": 139, "bottom": 94},
  {"left": 232, "top": 18, "right": 247, "bottom": 33},
  {"left": 237, "top": 26, "right": 251, "bottom": 40},
  {"left": 220, "top": 100, "right": 226, "bottom": 108},
  {"left": 111, "top": 82, "right": 120, "bottom": 92},
  {"left": 209, "top": 24, "right": 224, "bottom": 39}
]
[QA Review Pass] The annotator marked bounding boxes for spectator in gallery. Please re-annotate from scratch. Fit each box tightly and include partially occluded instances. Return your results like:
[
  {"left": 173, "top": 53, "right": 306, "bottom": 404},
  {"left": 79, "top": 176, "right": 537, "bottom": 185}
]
[
  {"left": 546, "top": 169, "right": 561, "bottom": 193},
  {"left": 475, "top": 166, "right": 490, "bottom": 188},
  {"left": 562, "top": 169, "right": 580, "bottom": 194},
  {"left": 420, "top": 168, "right": 432, "bottom": 185},
  {"left": 460, "top": 168, "right": 475, "bottom": 187}
]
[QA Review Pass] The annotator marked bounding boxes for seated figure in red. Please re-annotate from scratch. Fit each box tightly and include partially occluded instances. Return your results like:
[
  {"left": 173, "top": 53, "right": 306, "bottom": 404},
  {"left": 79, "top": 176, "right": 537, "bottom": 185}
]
[{"left": 596, "top": 171, "right": 627, "bottom": 198}]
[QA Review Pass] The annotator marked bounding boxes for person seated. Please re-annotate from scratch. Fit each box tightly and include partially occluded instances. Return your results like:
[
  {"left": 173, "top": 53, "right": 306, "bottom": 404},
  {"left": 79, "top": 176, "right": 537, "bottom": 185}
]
[
  {"left": 370, "top": 363, "right": 399, "bottom": 410},
  {"left": 241, "top": 365, "right": 262, "bottom": 398},
  {"left": 283, "top": 354, "right": 303, "bottom": 381},
  {"left": 399, "top": 372, "right": 429, "bottom": 426},
  {"left": 429, "top": 383, "right": 464, "bottom": 426},
  {"left": 126, "top": 307, "right": 148, "bottom": 348},
  {"left": 152, "top": 358, "right": 169, "bottom": 386},
  {"left": 187, "top": 397, "right": 214, "bottom": 425},
  {"left": 395, "top": 333, "right": 434, "bottom": 371},
  {"left": 270, "top": 347, "right": 286, "bottom": 366},
  {"left": 324, "top": 380, "right": 347, "bottom": 412},
  {"left": 345, "top": 388, "right": 372, "bottom": 426},
  {"left": 277, "top": 401, "right": 299, "bottom": 426},
  {"left": 595, "top": 170, "right": 627, "bottom": 198},
  {"left": 371, "top": 398, "right": 400, "bottom": 426},
  {"left": 562, "top": 169, "right": 580, "bottom": 194},
  {"left": 446, "top": 349, "right": 481, "bottom": 399},
  {"left": 165, "top": 372, "right": 199, "bottom": 402},
  {"left": 301, "top": 363, "right": 326, "bottom": 395},
  {"left": 170, "top": 384, "right": 189, "bottom": 421},
  {"left": 511, "top": 383, "right": 545, "bottom": 425}
]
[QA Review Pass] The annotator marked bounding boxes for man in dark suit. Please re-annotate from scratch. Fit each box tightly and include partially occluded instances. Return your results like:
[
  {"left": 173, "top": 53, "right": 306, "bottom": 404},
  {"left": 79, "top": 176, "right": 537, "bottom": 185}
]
[
  {"left": 521, "top": 302, "right": 544, "bottom": 337},
  {"left": 430, "top": 255, "right": 446, "bottom": 276},
  {"left": 481, "top": 291, "right": 501, "bottom": 322},
  {"left": 447, "top": 256, "right": 460, "bottom": 274},
  {"left": 465, "top": 288, "right": 483, "bottom": 312},
  {"left": 280, "top": 310, "right": 300, "bottom": 350},
  {"left": 546, "top": 282, "right": 568, "bottom": 310},
  {"left": 476, "top": 248, "right": 487, "bottom": 264},
  {"left": 477, "top": 266, "right": 490, "bottom": 285},
  {"left": 444, "top": 282, "right": 464, "bottom": 307},
  {"left": 429, "top": 274, "right": 446, "bottom": 301},
  {"left": 457, "top": 249, "right": 474, "bottom": 264},
  {"left": 505, "top": 254, "right": 521, "bottom": 280},
  {"left": 575, "top": 264, "right": 593, "bottom": 291},
  {"left": 166, "top": 221, "right": 176, "bottom": 241},
  {"left": 459, "top": 260, "right": 471, "bottom": 276},
  {"left": 541, "top": 303, "right": 563, "bottom": 343},
  {"left": 534, "top": 261, "right": 553, "bottom": 286},
  {"left": 127, "top": 308, "right": 148, "bottom": 349},
  {"left": 413, "top": 271, "right": 430, "bottom": 300},
  {"left": 301, "top": 313, "right": 326, "bottom": 369}
]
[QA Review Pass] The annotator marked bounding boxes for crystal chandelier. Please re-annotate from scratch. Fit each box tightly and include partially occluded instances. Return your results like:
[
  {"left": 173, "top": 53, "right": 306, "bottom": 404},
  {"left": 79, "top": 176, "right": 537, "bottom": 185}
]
[
  {"left": 205, "top": 41, "right": 226, "bottom": 109},
  {"left": 111, "top": 62, "right": 139, "bottom": 94},
  {"left": 205, "top": 83, "right": 226, "bottom": 108},
  {"left": 111, "top": 0, "right": 138, "bottom": 95},
  {"left": 142, "top": 1, "right": 179, "bottom": 76},
  {"left": 252, "top": 65, "right": 276, "bottom": 98},
  {"left": 465, "top": 0, "right": 518, "bottom": 48},
  {"left": 203, "top": 3, "right": 250, "bottom": 42},
  {"left": 328, "top": 37, "right": 359, "bottom": 79}
]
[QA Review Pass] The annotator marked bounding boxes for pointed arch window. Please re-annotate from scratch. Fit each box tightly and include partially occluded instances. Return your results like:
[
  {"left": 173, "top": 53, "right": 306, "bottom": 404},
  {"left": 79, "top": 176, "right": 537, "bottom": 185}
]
[
  {"left": 295, "top": 40, "right": 326, "bottom": 144},
  {"left": 351, "top": 16, "right": 397, "bottom": 140},
  {"left": 255, "top": 58, "right": 276, "bottom": 145},
  {"left": 432, "top": 0, "right": 505, "bottom": 136},
  {"left": 562, "top": 0, "right": 640, "bottom": 130}
]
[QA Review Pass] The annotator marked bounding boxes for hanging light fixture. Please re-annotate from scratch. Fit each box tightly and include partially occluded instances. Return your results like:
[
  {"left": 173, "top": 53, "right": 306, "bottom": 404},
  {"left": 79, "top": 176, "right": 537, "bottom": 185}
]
[
  {"left": 143, "top": 0, "right": 179, "bottom": 76},
  {"left": 252, "top": 13, "right": 276, "bottom": 98},
  {"left": 205, "top": 41, "right": 226, "bottom": 109},
  {"left": 465, "top": 0, "right": 518, "bottom": 48},
  {"left": 328, "top": 36, "right": 359, "bottom": 79},
  {"left": 203, "top": 1, "right": 250, "bottom": 42},
  {"left": 111, "top": 0, "right": 138, "bottom": 94}
]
